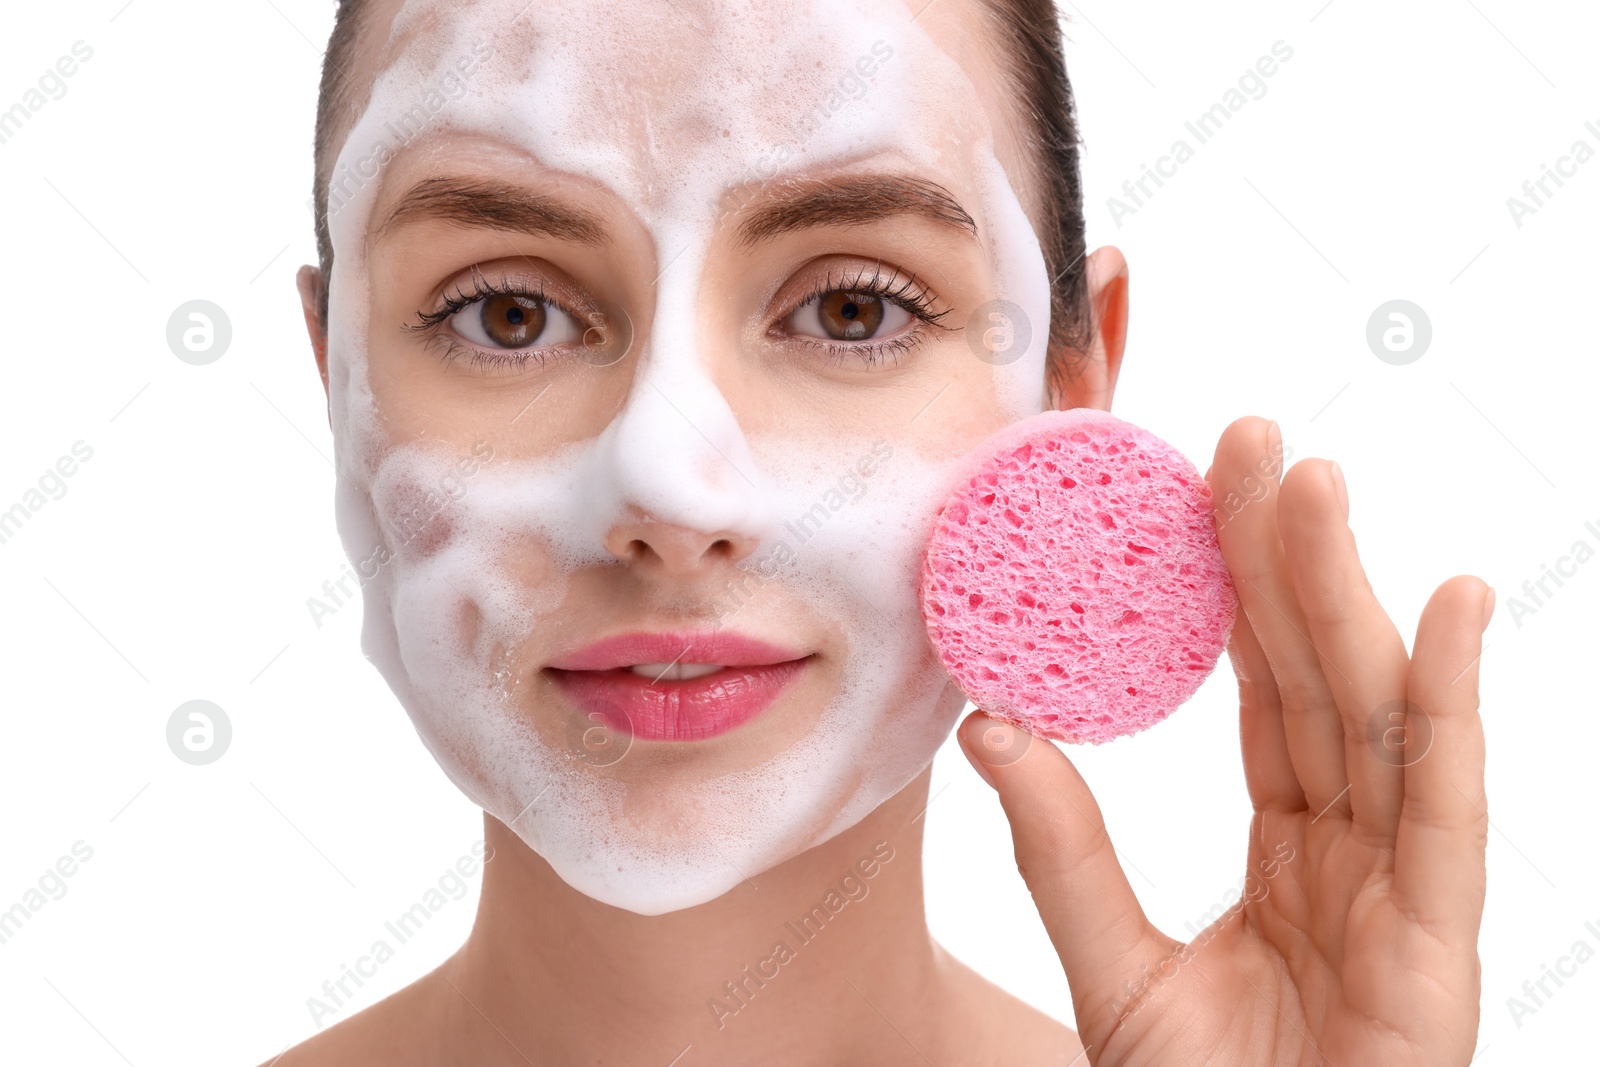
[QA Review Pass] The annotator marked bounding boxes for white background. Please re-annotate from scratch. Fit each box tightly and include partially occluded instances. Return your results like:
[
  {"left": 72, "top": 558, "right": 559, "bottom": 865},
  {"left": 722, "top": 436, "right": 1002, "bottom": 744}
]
[{"left": 1, "top": 1, "right": 1595, "bottom": 1063}]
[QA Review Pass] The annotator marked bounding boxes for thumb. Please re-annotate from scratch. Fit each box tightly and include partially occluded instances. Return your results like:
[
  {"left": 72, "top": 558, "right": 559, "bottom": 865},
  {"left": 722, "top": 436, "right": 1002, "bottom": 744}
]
[{"left": 958, "top": 710, "right": 1171, "bottom": 1025}]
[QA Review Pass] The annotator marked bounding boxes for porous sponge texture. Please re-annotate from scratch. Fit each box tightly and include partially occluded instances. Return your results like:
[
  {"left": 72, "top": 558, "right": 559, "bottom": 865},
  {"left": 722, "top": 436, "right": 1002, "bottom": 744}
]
[{"left": 921, "top": 410, "right": 1235, "bottom": 745}]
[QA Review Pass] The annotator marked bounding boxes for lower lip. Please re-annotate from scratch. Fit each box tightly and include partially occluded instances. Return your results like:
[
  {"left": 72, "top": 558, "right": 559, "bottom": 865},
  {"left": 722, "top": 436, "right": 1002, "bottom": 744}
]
[{"left": 546, "top": 660, "right": 809, "bottom": 741}]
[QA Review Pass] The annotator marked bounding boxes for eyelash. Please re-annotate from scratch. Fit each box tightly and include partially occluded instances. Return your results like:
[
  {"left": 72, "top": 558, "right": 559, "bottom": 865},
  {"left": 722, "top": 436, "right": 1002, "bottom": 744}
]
[
  {"left": 403, "top": 269, "right": 585, "bottom": 374},
  {"left": 402, "top": 262, "right": 954, "bottom": 374},
  {"left": 778, "top": 264, "right": 954, "bottom": 367}
]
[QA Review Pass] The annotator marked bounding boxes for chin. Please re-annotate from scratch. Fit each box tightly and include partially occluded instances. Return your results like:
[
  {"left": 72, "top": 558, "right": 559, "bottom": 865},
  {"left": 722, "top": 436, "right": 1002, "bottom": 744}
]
[{"left": 379, "top": 597, "right": 958, "bottom": 915}]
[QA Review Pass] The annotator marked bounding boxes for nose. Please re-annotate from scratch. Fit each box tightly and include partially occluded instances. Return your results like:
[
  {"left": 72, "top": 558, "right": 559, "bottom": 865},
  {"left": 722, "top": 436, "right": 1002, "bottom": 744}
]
[{"left": 604, "top": 513, "right": 760, "bottom": 578}]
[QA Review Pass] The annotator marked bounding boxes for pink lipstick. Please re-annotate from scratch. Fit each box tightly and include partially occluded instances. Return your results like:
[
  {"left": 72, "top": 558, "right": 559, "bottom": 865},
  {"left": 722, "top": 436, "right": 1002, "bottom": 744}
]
[{"left": 546, "top": 631, "right": 809, "bottom": 741}]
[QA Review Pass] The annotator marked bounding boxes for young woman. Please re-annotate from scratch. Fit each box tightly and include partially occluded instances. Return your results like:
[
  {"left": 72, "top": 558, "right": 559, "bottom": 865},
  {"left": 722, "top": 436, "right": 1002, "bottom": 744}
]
[{"left": 270, "top": 0, "right": 1490, "bottom": 1061}]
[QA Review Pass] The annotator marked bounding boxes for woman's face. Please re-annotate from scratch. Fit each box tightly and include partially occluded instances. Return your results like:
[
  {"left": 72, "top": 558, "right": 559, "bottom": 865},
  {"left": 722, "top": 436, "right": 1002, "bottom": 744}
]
[{"left": 323, "top": 0, "right": 1059, "bottom": 914}]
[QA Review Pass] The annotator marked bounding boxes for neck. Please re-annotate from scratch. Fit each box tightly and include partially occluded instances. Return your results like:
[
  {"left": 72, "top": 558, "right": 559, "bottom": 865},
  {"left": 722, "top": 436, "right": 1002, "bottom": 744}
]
[{"left": 445, "top": 764, "right": 949, "bottom": 1065}]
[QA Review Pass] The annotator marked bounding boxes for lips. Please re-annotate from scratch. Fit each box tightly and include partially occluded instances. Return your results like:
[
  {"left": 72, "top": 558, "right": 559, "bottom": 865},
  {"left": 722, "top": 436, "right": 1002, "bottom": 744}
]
[{"left": 545, "top": 631, "right": 810, "bottom": 741}]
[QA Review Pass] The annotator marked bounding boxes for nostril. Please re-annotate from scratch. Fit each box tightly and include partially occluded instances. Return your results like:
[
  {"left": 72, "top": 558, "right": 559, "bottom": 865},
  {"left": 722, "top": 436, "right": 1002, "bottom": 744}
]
[{"left": 606, "top": 523, "right": 751, "bottom": 570}]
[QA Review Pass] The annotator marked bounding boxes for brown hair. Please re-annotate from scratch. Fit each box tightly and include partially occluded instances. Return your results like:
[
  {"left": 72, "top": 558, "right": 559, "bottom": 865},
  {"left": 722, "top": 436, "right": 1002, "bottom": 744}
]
[{"left": 310, "top": 0, "right": 1091, "bottom": 386}]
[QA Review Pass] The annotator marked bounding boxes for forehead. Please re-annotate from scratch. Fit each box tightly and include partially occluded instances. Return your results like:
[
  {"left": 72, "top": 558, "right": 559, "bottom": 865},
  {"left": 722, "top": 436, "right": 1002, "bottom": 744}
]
[{"left": 336, "top": 0, "right": 1020, "bottom": 224}]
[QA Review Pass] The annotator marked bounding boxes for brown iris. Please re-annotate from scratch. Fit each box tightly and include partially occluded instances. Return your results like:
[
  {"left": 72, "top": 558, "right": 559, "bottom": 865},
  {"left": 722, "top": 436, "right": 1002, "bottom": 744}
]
[
  {"left": 816, "top": 291, "right": 885, "bottom": 340},
  {"left": 479, "top": 294, "right": 546, "bottom": 348}
]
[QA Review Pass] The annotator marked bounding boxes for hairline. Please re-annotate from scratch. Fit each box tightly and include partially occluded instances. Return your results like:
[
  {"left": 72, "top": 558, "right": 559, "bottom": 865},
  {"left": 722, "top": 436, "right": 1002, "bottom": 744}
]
[{"left": 310, "top": 0, "right": 1090, "bottom": 375}]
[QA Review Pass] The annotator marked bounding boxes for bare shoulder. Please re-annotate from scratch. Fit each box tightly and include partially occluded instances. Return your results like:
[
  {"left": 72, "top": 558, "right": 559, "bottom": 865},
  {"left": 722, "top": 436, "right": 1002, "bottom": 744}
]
[
  {"left": 252, "top": 968, "right": 447, "bottom": 1067},
  {"left": 933, "top": 941, "right": 1085, "bottom": 1065}
]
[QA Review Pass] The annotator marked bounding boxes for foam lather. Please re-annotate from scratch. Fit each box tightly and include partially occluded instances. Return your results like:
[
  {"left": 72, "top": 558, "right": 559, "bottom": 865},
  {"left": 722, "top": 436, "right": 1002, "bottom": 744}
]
[{"left": 921, "top": 409, "right": 1235, "bottom": 744}]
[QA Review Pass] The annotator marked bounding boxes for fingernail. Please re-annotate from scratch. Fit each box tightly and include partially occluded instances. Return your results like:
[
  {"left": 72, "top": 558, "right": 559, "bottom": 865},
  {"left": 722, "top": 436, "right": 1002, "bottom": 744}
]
[
  {"left": 958, "top": 715, "right": 999, "bottom": 789},
  {"left": 1481, "top": 586, "right": 1496, "bottom": 632},
  {"left": 1330, "top": 461, "right": 1349, "bottom": 521}
]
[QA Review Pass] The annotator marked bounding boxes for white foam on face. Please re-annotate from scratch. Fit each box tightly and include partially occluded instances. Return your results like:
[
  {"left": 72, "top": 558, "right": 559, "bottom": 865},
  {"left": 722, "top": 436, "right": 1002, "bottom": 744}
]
[{"left": 324, "top": 0, "right": 1053, "bottom": 914}]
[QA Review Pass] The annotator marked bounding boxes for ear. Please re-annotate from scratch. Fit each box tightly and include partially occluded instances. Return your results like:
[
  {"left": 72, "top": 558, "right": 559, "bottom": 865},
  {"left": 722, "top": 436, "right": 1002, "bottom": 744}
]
[
  {"left": 296, "top": 264, "right": 332, "bottom": 428},
  {"left": 1046, "top": 245, "right": 1128, "bottom": 412}
]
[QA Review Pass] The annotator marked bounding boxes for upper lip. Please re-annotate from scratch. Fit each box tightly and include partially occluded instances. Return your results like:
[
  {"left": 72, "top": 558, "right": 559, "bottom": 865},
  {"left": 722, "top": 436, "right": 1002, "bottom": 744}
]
[{"left": 546, "top": 630, "right": 808, "bottom": 672}]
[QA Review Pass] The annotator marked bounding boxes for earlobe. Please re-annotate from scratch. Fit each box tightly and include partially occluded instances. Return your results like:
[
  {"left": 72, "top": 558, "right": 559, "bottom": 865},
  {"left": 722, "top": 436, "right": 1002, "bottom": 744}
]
[
  {"left": 296, "top": 264, "right": 332, "bottom": 425},
  {"left": 1046, "top": 245, "right": 1129, "bottom": 413}
]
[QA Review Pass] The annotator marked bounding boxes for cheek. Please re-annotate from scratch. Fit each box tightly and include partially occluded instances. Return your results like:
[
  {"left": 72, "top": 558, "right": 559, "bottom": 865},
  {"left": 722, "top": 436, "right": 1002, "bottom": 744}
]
[
  {"left": 369, "top": 448, "right": 577, "bottom": 670},
  {"left": 754, "top": 437, "right": 949, "bottom": 667},
  {"left": 373, "top": 475, "right": 458, "bottom": 561}
]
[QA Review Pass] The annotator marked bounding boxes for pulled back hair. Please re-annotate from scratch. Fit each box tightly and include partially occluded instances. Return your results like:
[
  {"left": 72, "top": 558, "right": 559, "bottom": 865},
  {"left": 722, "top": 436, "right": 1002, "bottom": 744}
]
[{"left": 310, "top": 0, "right": 1092, "bottom": 390}]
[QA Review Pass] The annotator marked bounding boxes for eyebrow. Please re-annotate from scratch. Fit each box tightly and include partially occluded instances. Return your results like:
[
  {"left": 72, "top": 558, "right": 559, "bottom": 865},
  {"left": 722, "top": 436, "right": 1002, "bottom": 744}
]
[
  {"left": 736, "top": 173, "right": 978, "bottom": 246},
  {"left": 373, "top": 176, "right": 609, "bottom": 246}
]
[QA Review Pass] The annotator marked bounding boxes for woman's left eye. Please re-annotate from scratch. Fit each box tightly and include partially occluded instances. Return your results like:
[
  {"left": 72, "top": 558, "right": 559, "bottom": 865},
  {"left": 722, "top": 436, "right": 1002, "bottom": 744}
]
[
  {"left": 786, "top": 290, "right": 913, "bottom": 342},
  {"left": 451, "top": 292, "right": 583, "bottom": 351}
]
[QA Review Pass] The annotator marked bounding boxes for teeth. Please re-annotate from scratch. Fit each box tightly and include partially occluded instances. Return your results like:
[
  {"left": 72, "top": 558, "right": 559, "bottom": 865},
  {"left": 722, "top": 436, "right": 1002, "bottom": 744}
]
[{"left": 628, "top": 662, "right": 724, "bottom": 681}]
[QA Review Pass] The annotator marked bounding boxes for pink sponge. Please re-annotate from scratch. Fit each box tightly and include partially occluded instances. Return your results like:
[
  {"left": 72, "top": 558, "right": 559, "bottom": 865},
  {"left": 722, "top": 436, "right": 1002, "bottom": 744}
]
[{"left": 921, "top": 409, "right": 1235, "bottom": 744}]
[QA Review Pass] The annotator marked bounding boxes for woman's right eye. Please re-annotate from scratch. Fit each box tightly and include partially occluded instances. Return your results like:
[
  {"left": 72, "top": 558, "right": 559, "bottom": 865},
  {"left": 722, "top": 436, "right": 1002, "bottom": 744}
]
[{"left": 451, "top": 293, "right": 583, "bottom": 351}]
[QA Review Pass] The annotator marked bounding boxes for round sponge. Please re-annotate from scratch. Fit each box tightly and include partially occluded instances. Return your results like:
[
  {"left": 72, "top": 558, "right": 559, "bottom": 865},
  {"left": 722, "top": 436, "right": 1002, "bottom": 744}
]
[{"left": 921, "top": 409, "right": 1235, "bottom": 744}]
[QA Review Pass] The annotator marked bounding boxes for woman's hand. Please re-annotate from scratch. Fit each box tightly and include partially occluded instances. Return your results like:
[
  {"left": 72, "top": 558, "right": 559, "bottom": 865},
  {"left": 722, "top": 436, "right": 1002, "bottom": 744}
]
[{"left": 958, "top": 415, "right": 1491, "bottom": 1065}]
